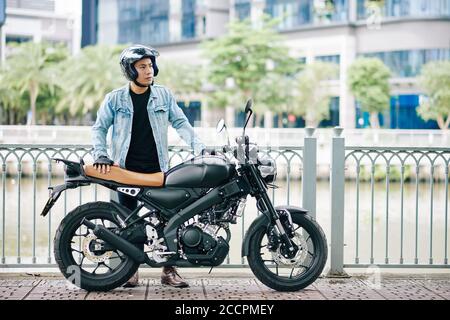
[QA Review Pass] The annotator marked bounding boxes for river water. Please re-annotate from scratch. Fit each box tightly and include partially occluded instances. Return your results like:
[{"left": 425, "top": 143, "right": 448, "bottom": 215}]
[{"left": 0, "top": 176, "right": 448, "bottom": 268}]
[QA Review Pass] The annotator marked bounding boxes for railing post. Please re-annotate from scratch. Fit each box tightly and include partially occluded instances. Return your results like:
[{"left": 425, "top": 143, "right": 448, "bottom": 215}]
[
  {"left": 302, "top": 127, "right": 317, "bottom": 218},
  {"left": 328, "top": 127, "right": 349, "bottom": 277}
]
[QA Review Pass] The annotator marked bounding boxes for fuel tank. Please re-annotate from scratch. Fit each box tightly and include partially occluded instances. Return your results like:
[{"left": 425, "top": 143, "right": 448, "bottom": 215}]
[{"left": 165, "top": 156, "right": 235, "bottom": 188}]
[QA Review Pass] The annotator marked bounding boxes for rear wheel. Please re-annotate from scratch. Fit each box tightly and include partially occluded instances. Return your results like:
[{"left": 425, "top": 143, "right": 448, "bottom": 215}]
[
  {"left": 247, "top": 213, "right": 327, "bottom": 292},
  {"left": 54, "top": 202, "right": 140, "bottom": 291}
]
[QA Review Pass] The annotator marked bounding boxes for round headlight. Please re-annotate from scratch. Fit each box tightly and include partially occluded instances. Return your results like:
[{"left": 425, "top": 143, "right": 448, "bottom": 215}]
[{"left": 258, "top": 154, "right": 277, "bottom": 184}]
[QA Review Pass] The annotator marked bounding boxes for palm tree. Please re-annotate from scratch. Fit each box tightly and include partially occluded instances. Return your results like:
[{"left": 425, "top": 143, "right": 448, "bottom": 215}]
[
  {"left": 0, "top": 78, "right": 26, "bottom": 124},
  {"left": 56, "top": 45, "right": 126, "bottom": 116},
  {"left": 2, "top": 42, "right": 68, "bottom": 125}
]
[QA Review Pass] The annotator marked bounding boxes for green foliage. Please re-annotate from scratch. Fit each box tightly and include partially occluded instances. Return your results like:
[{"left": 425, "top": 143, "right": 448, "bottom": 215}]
[
  {"left": 291, "top": 61, "right": 339, "bottom": 127},
  {"left": 0, "top": 42, "right": 69, "bottom": 125},
  {"left": 254, "top": 72, "right": 294, "bottom": 114},
  {"left": 0, "top": 81, "right": 28, "bottom": 124},
  {"left": 202, "top": 15, "right": 300, "bottom": 112},
  {"left": 366, "top": 0, "right": 385, "bottom": 8},
  {"left": 348, "top": 57, "right": 391, "bottom": 128},
  {"left": 155, "top": 60, "right": 204, "bottom": 100},
  {"left": 56, "top": 44, "right": 127, "bottom": 116},
  {"left": 313, "top": 0, "right": 337, "bottom": 22},
  {"left": 358, "top": 164, "right": 414, "bottom": 182},
  {"left": 0, "top": 71, "right": 25, "bottom": 115},
  {"left": 416, "top": 61, "right": 450, "bottom": 130}
]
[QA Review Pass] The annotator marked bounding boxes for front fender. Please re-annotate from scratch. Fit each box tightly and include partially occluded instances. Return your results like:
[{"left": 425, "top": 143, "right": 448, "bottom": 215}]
[{"left": 241, "top": 205, "right": 308, "bottom": 257}]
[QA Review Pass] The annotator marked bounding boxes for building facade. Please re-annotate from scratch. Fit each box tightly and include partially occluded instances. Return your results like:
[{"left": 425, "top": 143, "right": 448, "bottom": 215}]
[
  {"left": 87, "top": 0, "right": 450, "bottom": 129},
  {"left": 1, "top": 0, "right": 81, "bottom": 59},
  {"left": 93, "top": 0, "right": 229, "bottom": 46}
]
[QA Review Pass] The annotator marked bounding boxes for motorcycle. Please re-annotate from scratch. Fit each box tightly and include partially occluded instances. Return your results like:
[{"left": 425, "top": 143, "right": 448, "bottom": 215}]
[{"left": 41, "top": 99, "right": 327, "bottom": 292}]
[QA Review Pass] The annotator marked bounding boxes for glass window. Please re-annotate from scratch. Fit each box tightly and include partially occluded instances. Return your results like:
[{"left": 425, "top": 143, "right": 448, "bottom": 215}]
[
  {"left": 182, "top": 0, "right": 196, "bottom": 39},
  {"left": 265, "top": 0, "right": 311, "bottom": 29},
  {"left": 141, "top": 0, "right": 170, "bottom": 44},
  {"left": 316, "top": 54, "right": 340, "bottom": 64},
  {"left": 319, "top": 97, "right": 340, "bottom": 127},
  {"left": 264, "top": 0, "right": 348, "bottom": 30},
  {"left": 357, "top": 0, "right": 450, "bottom": 20},
  {"left": 0, "top": 0, "right": 5, "bottom": 26},
  {"left": 235, "top": 0, "right": 251, "bottom": 21},
  {"left": 315, "top": 55, "right": 340, "bottom": 78},
  {"left": 5, "top": 35, "right": 32, "bottom": 44},
  {"left": 118, "top": 0, "right": 170, "bottom": 45},
  {"left": 390, "top": 95, "right": 438, "bottom": 129},
  {"left": 118, "top": 0, "right": 141, "bottom": 44},
  {"left": 328, "top": 0, "right": 349, "bottom": 22},
  {"left": 363, "top": 49, "right": 450, "bottom": 77},
  {"left": 7, "top": 0, "right": 55, "bottom": 11}
]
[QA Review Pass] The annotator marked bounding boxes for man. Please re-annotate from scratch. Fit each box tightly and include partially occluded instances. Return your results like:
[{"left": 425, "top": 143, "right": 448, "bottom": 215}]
[{"left": 91, "top": 45, "right": 207, "bottom": 288}]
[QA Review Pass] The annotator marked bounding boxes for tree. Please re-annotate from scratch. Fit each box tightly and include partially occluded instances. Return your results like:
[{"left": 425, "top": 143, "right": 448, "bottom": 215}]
[
  {"left": 1, "top": 42, "right": 68, "bottom": 125},
  {"left": 155, "top": 60, "right": 204, "bottom": 101},
  {"left": 290, "top": 61, "right": 339, "bottom": 127},
  {"left": 255, "top": 72, "right": 295, "bottom": 127},
  {"left": 36, "top": 85, "right": 63, "bottom": 124},
  {"left": 348, "top": 57, "right": 391, "bottom": 128},
  {"left": 202, "top": 15, "right": 300, "bottom": 123},
  {"left": 0, "top": 77, "right": 27, "bottom": 124},
  {"left": 313, "top": 0, "right": 337, "bottom": 23},
  {"left": 56, "top": 44, "right": 126, "bottom": 117},
  {"left": 417, "top": 61, "right": 450, "bottom": 130}
]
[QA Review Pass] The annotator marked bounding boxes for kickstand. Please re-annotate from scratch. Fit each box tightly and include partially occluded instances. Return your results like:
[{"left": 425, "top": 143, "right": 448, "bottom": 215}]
[{"left": 208, "top": 267, "right": 214, "bottom": 274}]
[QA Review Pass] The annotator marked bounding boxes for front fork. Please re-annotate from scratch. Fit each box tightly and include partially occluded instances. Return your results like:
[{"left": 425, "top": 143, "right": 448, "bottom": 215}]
[
  {"left": 249, "top": 165, "right": 298, "bottom": 258},
  {"left": 257, "top": 195, "right": 298, "bottom": 259}
]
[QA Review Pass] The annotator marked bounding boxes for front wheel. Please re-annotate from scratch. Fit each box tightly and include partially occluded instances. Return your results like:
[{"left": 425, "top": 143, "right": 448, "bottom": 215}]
[{"left": 247, "top": 213, "right": 327, "bottom": 292}]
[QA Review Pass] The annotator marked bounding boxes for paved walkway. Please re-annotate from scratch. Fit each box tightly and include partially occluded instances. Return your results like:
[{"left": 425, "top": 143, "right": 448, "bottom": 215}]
[{"left": 0, "top": 272, "right": 449, "bottom": 300}]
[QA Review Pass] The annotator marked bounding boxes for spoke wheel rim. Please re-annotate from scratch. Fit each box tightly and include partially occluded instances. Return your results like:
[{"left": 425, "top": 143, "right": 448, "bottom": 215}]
[
  {"left": 66, "top": 214, "right": 130, "bottom": 278},
  {"left": 256, "top": 224, "right": 318, "bottom": 280}
]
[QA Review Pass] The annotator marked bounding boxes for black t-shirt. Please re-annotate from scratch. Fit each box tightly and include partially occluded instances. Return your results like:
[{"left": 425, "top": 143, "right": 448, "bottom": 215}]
[{"left": 125, "top": 87, "right": 161, "bottom": 173}]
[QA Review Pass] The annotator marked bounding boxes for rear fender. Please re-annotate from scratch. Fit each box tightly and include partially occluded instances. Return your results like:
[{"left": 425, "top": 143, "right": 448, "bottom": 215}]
[{"left": 41, "top": 183, "right": 74, "bottom": 217}]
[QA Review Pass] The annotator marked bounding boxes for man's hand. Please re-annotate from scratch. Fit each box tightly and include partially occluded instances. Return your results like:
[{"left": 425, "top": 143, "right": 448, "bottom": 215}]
[{"left": 93, "top": 156, "right": 114, "bottom": 174}]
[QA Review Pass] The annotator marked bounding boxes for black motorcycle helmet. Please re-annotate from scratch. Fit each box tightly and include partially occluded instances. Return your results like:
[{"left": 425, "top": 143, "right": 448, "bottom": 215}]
[{"left": 119, "top": 44, "right": 160, "bottom": 87}]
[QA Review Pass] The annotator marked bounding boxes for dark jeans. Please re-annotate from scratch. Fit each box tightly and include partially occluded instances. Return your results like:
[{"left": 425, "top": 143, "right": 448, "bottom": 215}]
[{"left": 116, "top": 191, "right": 171, "bottom": 276}]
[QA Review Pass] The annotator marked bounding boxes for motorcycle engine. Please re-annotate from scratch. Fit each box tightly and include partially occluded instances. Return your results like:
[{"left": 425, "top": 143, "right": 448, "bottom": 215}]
[
  {"left": 179, "top": 222, "right": 229, "bottom": 266},
  {"left": 180, "top": 225, "right": 216, "bottom": 254}
]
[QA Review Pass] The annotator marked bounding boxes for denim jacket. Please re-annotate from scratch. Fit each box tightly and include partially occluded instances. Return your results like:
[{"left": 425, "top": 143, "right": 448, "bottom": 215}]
[{"left": 92, "top": 84, "right": 205, "bottom": 172}]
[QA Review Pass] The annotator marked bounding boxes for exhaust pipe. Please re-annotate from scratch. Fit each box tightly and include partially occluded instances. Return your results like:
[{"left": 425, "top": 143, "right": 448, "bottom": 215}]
[{"left": 81, "top": 218, "right": 148, "bottom": 264}]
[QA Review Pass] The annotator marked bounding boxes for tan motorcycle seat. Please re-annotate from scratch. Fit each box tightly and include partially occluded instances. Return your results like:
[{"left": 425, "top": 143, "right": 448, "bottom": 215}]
[{"left": 84, "top": 165, "right": 164, "bottom": 187}]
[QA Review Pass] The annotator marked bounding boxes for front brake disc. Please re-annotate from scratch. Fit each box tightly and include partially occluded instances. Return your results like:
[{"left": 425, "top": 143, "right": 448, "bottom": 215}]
[{"left": 272, "top": 233, "right": 308, "bottom": 267}]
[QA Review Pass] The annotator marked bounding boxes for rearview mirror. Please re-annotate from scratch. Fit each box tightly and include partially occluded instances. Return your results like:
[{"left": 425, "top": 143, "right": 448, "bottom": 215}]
[
  {"left": 245, "top": 99, "right": 253, "bottom": 113},
  {"left": 216, "top": 118, "right": 226, "bottom": 133}
]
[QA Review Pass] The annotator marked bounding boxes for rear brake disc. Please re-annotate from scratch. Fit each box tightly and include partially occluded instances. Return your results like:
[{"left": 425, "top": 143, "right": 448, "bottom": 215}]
[{"left": 82, "top": 233, "right": 113, "bottom": 263}]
